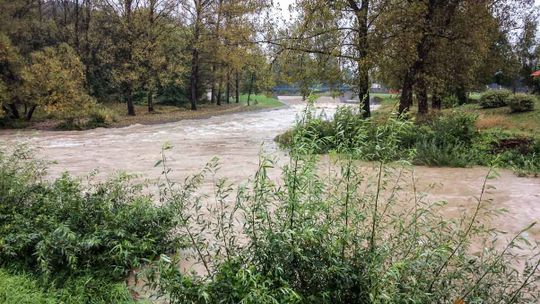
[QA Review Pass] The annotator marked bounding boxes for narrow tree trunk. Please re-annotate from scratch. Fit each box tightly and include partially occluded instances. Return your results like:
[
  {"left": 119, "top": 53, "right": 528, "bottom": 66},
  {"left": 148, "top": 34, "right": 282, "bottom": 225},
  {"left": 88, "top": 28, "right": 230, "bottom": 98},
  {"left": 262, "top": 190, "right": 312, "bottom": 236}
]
[
  {"left": 431, "top": 90, "right": 442, "bottom": 110},
  {"left": 74, "top": 0, "right": 80, "bottom": 51},
  {"left": 358, "top": 66, "right": 370, "bottom": 118},
  {"left": 189, "top": 48, "right": 199, "bottom": 110},
  {"left": 416, "top": 77, "right": 428, "bottom": 116},
  {"left": 127, "top": 88, "right": 135, "bottom": 116},
  {"left": 399, "top": 70, "right": 415, "bottom": 114},
  {"left": 217, "top": 77, "right": 223, "bottom": 106},
  {"left": 147, "top": 90, "right": 154, "bottom": 113},
  {"left": 210, "top": 67, "right": 217, "bottom": 104},
  {"left": 235, "top": 71, "right": 240, "bottom": 103},
  {"left": 350, "top": 0, "right": 370, "bottom": 118},
  {"left": 456, "top": 85, "right": 467, "bottom": 105},
  {"left": 226, "top": 71, "right": 230, "bottom": 104},
  {"left": 25, "top": 105, "right": 37, "bottom": 121},
  {"left": 247, "top": 72, "right": 255, "bottom": 106}
]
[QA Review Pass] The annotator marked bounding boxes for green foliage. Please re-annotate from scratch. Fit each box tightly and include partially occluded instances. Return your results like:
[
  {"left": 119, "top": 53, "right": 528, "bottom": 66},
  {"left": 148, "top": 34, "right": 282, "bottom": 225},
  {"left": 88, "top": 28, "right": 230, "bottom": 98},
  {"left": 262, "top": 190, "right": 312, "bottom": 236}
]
[
  {"left": 442, "top": 95, "right": 459, "bottom": 108},
  {"left": 479, "top": 89, "right": 512, "bottom": 108},
  {"left": 19, "top": 43, "right": 94, "bottom": 120},
  {"left": 0, "top": 269, "right": 56, "bottom": 304},
  {"left": 0, "top": 147, "right": 174, "bottom": 279},
  {"left": 0, "top": 268, "right": 138, "bottom": 304},
  {"left": 277, "top": 106, "right": 540, "bottom": 175},
  {"left": 143, "top": 144, "right": 540, "bottom": 303},
  {"left": 508, "top": 93, "right": 536, "bottom": 113}
]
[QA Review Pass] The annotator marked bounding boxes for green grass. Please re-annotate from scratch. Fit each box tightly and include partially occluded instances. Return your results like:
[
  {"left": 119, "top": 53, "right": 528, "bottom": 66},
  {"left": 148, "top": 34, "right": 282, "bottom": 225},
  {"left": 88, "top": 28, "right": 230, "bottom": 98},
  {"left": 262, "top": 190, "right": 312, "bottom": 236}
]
[
  {"left": 0, "top": 269, "right": 56, "bottom": 304},
  {"left": 370, "top": 92, "right": 540, "bottom": 137},
  {"left": 0, "top": 269, "right": 139, "bottom": 304},
  {"left": 238, "top": 94, "right": 284, "bottom": 108},
  {"left": 454, "top": 99, "right": 540, "bottom": 137}
]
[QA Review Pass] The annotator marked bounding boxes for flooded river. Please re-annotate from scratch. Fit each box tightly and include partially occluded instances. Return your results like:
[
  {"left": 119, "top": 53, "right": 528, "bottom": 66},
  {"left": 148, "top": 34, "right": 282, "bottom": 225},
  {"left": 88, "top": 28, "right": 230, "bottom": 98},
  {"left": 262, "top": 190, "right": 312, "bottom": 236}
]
[{"left": 0, "top": 96, "right": 538, "bottom": 249}]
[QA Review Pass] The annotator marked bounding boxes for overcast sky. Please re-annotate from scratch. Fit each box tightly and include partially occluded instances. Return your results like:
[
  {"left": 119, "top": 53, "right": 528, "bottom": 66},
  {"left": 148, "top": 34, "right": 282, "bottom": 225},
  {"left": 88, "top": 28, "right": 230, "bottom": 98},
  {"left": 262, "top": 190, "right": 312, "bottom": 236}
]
[{"left": 275, "top": 0, "right": 540, "bottom": 18}]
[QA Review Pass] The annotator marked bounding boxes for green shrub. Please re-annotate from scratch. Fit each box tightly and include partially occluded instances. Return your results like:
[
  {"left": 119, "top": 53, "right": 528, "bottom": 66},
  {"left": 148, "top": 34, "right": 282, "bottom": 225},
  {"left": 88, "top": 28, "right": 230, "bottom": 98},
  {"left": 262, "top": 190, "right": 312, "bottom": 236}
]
[
  {"left": 508, "top": 93, "right": 536, "bottom": 113},
  {"left": 426, "top": 111, "right": 478, "bottom": 145},
  {"left": 144, "top": 149, "right": 540, "bottom": 303},
  {"left": 0, "top": 147, "right": 174, "bottom": 279},
  {"left": 87, "top": 106, "right": 118, "bottom": 126},
  {"left": 479, "top": 89, "right": 511, "bottom": 108},
  {"left": 442, "top": 95, "right": 459, "bottom": 108}
]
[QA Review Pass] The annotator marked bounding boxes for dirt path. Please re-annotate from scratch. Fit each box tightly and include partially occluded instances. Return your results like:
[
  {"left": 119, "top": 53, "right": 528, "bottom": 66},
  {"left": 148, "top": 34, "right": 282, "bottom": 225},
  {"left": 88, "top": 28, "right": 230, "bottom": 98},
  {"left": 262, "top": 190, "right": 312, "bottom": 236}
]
[{"left": 0, "top": 96, "right": 538, "bottom": 247}]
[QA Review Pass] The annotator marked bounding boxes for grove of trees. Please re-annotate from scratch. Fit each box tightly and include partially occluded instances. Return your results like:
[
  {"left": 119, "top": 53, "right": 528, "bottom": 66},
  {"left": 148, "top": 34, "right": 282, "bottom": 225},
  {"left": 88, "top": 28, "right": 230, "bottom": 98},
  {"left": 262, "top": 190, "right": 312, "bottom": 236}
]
[
  {"left": 0, "top": 0, "right": 539, "bottom": 121},
  {"left": 0, "top": 0, "right": 275, "bottom": 120}
]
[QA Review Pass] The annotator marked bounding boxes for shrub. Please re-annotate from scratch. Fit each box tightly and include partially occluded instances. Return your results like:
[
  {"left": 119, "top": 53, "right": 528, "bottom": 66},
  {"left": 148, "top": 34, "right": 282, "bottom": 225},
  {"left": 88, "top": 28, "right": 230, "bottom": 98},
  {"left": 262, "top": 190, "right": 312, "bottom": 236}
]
[
  {"left": 508, "top": 93, "right": 536, "bottom": 113},
  {"left": 144, "top": 148, "right": 540, "bottom": 303},
  {"left": 86, "top": 106, "right": 118, "bottom": 127},
  {"left": 427, "top": 111, "right": 478, "bottom": 145},
  {"left": 0, "top": 147, "right": 175, "bottom": 279},
  {"left": 442, "top": 95, "right": 459, "bottom": 108},
  {"left": 479, "top": 89, "right": 511, "bottom": 108}
]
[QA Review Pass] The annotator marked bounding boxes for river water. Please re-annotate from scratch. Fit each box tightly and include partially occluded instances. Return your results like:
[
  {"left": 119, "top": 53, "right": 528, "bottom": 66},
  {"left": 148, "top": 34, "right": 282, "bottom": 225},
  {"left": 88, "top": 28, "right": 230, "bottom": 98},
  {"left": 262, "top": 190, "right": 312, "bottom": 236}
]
[{"left": 0, "top": 96, "right": 538, "bottom": 253}]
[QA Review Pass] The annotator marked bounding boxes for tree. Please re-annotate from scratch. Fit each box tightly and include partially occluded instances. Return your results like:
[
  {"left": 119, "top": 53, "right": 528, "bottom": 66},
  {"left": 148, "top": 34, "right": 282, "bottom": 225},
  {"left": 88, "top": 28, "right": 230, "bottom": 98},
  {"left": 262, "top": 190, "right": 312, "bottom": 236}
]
[
  {"left": 267, "top": 0, "right": 384, "bottom": 117},
  {"left": 0, "top": 33, "right": 24, "bottom": 119},
  {"left": 20, "top": 43, "right": 94, "bottom": 120},
  {"left": 516, "top": 13, "right": 539, "bottom": 91}
]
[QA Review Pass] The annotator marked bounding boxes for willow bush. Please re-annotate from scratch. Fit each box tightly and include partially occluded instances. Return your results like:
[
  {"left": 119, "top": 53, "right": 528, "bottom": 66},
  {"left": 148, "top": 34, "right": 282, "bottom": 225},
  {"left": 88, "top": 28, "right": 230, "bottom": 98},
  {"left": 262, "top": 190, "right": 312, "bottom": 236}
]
[{"left": 144, "top": 128, "right": 540, "bottom": 303}]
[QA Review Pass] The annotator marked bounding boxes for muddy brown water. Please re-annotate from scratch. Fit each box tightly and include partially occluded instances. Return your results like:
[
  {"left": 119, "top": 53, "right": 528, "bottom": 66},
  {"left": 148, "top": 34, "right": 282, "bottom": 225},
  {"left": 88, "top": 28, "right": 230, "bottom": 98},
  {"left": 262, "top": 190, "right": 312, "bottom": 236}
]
[{"left": 0, "top": 96, "right": 539, "bottom": 287}]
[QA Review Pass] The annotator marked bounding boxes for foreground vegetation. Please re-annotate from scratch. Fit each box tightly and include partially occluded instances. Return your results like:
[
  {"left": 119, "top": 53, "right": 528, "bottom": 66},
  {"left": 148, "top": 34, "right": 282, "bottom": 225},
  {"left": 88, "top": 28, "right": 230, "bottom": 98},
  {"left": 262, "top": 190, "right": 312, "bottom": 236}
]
[{"left": 1, "top": 138, "right": 539, "bottom": 303}]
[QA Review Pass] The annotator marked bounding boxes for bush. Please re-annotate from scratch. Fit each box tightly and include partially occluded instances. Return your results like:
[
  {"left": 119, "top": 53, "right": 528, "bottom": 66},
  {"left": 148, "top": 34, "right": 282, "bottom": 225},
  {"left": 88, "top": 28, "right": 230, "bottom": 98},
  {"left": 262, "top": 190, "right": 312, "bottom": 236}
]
[
  {"left": 479, "top": 90, "right": 512, "bottom": 108},
  {"left": 508, "top": 93, "right": 536, "bottom": 113},
  {"left": 144, "top": 149, "right": 540, "bottom": 303},
  {"left": 0, "top": 147, "right": 175, "bottom": 279},
  {"left": 442, "top": 95, "right": 459, "bottom": 108}
]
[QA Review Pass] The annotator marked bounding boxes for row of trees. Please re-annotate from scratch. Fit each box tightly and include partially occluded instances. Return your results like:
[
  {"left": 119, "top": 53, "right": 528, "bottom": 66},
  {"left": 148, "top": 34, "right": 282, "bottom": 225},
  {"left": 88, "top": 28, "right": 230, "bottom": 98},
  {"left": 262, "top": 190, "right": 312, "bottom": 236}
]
[
  {"left": 1, "top": 0, "right": 538, "bottom": 120},
  {"left": 270, "top": 0, "right": 539, "bottom": 117},
  {"left": 0, "top": 0, "right": 275, "bottom": 120}
]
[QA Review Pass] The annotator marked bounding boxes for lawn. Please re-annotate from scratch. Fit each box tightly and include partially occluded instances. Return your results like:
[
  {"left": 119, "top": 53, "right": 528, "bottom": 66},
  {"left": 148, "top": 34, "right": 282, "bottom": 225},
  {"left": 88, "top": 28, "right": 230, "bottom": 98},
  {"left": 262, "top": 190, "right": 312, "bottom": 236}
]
[
  {"left": 238, "top": 94, "right": 285, "bottom": 108},
  {"left": 370, "top": 92, "right": 540, "bottom": 137}
]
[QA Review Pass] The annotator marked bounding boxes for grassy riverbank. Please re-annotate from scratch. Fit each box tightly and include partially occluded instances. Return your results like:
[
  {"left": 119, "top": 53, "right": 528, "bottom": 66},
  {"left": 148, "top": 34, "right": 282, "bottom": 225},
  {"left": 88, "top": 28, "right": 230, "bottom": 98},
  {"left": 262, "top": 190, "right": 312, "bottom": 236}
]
[{"left": 0, "top": 94, "right": 284, "bottom": 131}]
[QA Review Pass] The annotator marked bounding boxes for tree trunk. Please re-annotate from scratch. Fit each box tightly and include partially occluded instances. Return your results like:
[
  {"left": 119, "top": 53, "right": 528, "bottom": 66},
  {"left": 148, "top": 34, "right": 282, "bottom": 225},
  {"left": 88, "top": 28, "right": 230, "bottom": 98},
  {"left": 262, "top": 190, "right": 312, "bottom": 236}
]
[
  {"left": 247, "top": 72, "right": 255, "bottom": 106},
  {"left": 147, "top": 90, "right": 154, "bottom": 113},
  {"left": 226, "top": 71, "right": 230, "bottom": 104},
  {"left": 217, "top": 77, "right": 223, "bottom": 106},
  {"left": 7, "top": 103, "right": 20, "bottom": 119},
  {"left": 210, "top": 67, "right": 217, "bottom": 104},
  {"left": 416, "top": 77, "right": 428, "bottom": 116},
  {"left": 350, "top": 0, "right": 370, "bottom": 118},
  {"left": 189, "top": 47, "right": 199, "bottom": 111},
  {"left": 358, "top": 66, "right": 370, "bottom": 118},
  {"left": 431, "top": 91, "right": 442, "bottom": 110},
  {"left": 25, "top": 105, "right": 37, "bottom": 121},
  {"left": 399, "top": 70, "right": 415, "bottom": 114},
  {"left": 235, "top": 70, "right": 240, "bottom": 103},
  {"left": 456, "top": 85, "right": 467, "bottom": 105},
  {"left": 127, "top": 88, "right": 135, "bottom": 116},
  {"left": 398, "top": 0, "right": 459, "bottom": 115}
]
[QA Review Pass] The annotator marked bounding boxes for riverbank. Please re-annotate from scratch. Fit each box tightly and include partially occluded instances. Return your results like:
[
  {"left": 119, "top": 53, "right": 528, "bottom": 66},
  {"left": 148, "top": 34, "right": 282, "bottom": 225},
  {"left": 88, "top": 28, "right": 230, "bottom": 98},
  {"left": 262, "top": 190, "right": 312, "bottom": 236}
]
[{"left": 0, "top": 94, "right": 284, "bottom": 131}]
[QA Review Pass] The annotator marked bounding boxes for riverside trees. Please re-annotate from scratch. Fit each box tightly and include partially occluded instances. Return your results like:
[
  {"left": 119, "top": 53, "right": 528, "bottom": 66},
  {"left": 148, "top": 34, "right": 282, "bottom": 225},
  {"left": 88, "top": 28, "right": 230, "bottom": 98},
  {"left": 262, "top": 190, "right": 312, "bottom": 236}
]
[
  {"left": 270, "top": 0, "right": 538, "bottom": 117},
  {"left": 0, "top": 0, "right": 273, "bottom": 120},
  {"left": 0, "top": 0, "right": 537, "bottom": 121}
]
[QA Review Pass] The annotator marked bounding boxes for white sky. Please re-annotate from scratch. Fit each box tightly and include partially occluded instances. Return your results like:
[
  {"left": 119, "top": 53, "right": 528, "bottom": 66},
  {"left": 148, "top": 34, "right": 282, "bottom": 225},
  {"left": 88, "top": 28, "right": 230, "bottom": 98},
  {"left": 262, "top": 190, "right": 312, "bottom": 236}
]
[{"left": 275, "top": 0, "right": 540, "bottom": 19}]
